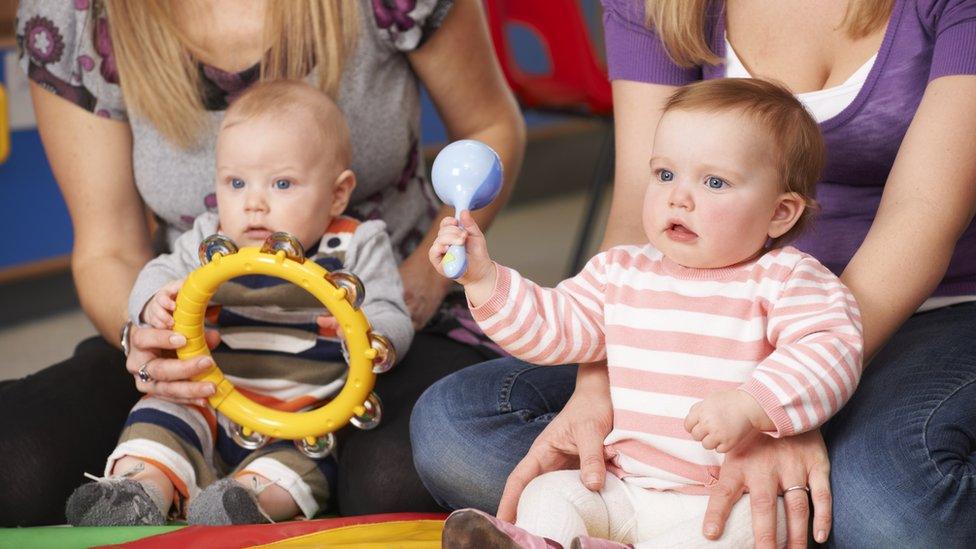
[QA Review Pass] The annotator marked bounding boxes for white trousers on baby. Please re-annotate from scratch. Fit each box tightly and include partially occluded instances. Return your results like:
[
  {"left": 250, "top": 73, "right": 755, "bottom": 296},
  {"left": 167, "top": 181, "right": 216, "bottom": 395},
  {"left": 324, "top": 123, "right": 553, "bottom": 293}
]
[{"left": 515, "top": 470, "right": 787, "bottom": 548}]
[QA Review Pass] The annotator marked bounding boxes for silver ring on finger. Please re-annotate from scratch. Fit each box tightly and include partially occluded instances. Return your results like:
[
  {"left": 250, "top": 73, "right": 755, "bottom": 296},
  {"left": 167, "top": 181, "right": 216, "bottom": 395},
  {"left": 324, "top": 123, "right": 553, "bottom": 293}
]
[
  {"left": 782, "top": 484, "right": 810, "bottom": 495},
  {"left": 137, "top": 361, "right": 154, "bottom": 383}
]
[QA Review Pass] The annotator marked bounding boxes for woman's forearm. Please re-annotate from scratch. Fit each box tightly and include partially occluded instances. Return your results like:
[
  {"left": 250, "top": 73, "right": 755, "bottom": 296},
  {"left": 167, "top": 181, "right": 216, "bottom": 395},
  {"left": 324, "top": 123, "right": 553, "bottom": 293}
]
[
  {"left": 599, "top": 81, "right": 678, "bottom": 251},
  {"left": 575, "top": 356, "right": 612, "bottom": 394},
  {"left": 842, "top": 76, "right": 976, "bottom": 361},
  {"left": 842, "top": 219, "right": 956, "bottom": 360},
  {"left": 74, "top": 251, "right": 150, "bottom": 343},
  {"left": 29, "top": 80, "right": 153, "bottom": 344}
]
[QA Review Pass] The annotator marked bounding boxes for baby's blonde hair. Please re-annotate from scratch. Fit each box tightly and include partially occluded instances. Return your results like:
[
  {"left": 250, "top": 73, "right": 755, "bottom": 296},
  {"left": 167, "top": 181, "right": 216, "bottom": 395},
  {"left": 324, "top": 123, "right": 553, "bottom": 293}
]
[
  {"left": 662, "top": 78, "right": 825, "bottom": 247},
  {"left": 221, "top": 80, "right": 352, "bottom": 170}
]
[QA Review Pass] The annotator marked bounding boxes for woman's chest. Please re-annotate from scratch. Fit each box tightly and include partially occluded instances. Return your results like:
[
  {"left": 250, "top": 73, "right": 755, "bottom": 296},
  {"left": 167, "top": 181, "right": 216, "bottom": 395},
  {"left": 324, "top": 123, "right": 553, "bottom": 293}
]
[
  {"left": 172, "top": 1, "right": 268, "bottom": 74},
  {"left": 131, "top": 45, "right": 424, "bottom": 236},
  {"left": 725, "top": 0, "right": 887, "bottom": 93}
]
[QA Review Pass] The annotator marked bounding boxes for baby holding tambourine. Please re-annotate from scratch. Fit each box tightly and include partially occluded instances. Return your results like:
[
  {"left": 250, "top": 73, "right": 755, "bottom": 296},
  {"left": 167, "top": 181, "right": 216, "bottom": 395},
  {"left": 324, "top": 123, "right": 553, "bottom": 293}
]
[{"left": 66, "top": 80, "right": 412, "bottom": 526}]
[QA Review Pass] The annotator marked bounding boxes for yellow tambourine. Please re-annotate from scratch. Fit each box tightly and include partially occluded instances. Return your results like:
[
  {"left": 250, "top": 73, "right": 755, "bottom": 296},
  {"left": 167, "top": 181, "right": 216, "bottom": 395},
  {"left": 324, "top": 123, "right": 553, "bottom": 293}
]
[{"left": 173, "top": 232, "right": 395, "bottom": 458}]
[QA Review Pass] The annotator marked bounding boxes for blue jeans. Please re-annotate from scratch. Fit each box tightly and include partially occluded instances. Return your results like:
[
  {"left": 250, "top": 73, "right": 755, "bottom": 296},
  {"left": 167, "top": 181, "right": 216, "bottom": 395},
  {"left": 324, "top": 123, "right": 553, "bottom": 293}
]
[{"left": 410, "top": 302, "right": 976, "bottom": 548}]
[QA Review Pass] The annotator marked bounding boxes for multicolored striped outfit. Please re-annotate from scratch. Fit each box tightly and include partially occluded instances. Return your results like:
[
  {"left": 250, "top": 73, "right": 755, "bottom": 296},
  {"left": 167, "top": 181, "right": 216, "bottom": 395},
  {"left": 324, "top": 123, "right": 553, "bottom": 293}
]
[{"left": 112, "top": 212, "right": 412, "bottom": 518}]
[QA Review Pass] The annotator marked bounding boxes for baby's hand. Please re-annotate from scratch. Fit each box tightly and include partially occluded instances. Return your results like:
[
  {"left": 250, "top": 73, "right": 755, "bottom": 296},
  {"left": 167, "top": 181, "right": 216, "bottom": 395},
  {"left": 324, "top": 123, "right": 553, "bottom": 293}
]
[
  {"left": 428, "top": 210, "right": 494, "bottom": 287},
  {"left": 316, "top": 315, "right": 344, "bottom": 339},
  {"left": 684, "top": 389, "right": 771, "bottom": 453},
  {"left": 141, "top": 279, "right": 185, "bottom": 329}
]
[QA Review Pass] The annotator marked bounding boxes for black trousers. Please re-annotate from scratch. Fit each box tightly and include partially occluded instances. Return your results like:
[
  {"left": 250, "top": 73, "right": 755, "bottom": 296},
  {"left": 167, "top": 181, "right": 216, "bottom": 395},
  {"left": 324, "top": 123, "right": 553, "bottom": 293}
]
[{"left": 0, "top": 331, "right": 497, "bottom": 525}]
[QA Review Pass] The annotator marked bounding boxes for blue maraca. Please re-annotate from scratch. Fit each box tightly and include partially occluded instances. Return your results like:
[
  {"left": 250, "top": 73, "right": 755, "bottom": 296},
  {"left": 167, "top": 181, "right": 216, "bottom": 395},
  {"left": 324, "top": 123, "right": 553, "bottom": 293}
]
[{"left": 431, "top": 140, "right": 504, "bottom": 279}]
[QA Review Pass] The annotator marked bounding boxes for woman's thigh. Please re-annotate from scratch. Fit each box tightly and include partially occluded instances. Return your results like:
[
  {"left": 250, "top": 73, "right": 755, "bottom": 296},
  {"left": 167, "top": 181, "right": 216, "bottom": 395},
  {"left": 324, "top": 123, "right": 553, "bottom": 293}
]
[
  {"left": 410, "top": 356, "right": 578, "bottom": 512},
  {"left": 823, "top": 302, "right": 976, "bottom": 549},
  {"left": 335, "top": 331, "right": 500, "bottom": 515},
  {"left": 0, "top": 337, "right": 140, "bottom": 526}
]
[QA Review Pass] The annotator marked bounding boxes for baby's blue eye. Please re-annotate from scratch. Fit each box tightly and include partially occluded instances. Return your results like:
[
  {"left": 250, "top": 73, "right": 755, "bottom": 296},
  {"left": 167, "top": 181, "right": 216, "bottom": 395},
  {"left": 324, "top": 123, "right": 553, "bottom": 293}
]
[
  {"left": 658, "top": 169, "right": 674, "bottom": 182},
  {"left": 275, "top": 179, "right": 292, "bottom": 190},
  {"left": 705, "top": 176, "right": 728, "bottom": 189},
  {"left": 230, "top": 178, "right": 245, "bottom": 189}
]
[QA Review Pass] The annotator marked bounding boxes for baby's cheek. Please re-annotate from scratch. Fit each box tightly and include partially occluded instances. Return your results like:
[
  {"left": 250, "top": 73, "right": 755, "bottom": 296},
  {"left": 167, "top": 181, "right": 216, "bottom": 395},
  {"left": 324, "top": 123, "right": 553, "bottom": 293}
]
[
  {"left": 707, "top": 207, "right": 764, "bottom": 251},
  {"left": 641, "top": 192, "right": 662, "bottom": 240}
]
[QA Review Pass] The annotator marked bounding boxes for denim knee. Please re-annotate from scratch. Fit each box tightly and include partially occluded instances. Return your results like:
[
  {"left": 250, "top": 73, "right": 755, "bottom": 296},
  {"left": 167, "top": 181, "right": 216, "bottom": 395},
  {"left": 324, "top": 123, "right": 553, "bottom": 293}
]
[
  {"left": 826, "top": 310, "right": 976, "bottom": 548},
  {"left": 410, "top": 365, "right": 505, "bottom": 512},
  {"left": 828, "top": 378, "right": 976, "bottom": 548},
  {"left": 410, "top": 357, "right": 576, "bottom": 512}
]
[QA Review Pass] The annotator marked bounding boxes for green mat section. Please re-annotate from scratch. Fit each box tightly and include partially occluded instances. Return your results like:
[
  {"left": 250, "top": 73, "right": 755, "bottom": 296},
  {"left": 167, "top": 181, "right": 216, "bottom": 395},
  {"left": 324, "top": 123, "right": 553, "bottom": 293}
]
[{"left": 0, "top": 525, "right": 183, "bottom": 548}]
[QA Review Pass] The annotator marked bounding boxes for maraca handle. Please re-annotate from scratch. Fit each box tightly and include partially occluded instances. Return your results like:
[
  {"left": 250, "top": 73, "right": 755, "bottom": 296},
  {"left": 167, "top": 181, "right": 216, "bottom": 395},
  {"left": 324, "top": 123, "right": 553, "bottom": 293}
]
[{"left": 441, "top": 243, "right": 468, "bottom": 279}]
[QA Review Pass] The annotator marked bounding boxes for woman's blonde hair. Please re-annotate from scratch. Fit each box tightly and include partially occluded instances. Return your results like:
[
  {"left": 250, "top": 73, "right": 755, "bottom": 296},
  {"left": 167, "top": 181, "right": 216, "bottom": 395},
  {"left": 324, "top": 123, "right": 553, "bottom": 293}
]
[
  {"left": 644, "top": 0, "right": 894, "bottom": 67},
  {"left": 663, "top": 78, "right": 826, "bottom": 247},
  {"left": 101, "top": 0, "right": 359, "bottom": 149}
]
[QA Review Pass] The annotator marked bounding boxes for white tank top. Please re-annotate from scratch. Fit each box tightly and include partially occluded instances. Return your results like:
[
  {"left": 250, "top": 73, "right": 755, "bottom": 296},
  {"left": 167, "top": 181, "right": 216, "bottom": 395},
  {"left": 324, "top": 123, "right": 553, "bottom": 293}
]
[
  {"left": 724, "top": 36, "right": 976, "bottom": 313},
  {"left": 724, "top": 37, "right": 876, "bottom": 123}
]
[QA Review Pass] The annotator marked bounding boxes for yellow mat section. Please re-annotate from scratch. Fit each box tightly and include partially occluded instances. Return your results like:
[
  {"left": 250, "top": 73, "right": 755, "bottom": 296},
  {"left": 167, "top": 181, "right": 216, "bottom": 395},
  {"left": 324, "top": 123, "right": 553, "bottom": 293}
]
[{"left": 251, "top": 519, "right": 444, "bottom": 548}]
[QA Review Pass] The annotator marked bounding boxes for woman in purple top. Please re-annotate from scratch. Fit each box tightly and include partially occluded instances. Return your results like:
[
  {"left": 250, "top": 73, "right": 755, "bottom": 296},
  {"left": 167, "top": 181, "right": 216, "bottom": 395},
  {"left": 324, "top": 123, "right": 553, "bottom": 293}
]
[{"left": 411, "top": 1, "right": 976, "bottom": 547}]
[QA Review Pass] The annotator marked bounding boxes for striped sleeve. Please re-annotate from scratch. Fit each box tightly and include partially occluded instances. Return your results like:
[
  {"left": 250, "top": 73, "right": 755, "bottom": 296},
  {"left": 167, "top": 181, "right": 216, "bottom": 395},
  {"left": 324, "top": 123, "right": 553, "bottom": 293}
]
[
  {"left": 469, "top": 254, "right": 610, "bottom": 365},
  {"left": 740, "top": 257, "right": 864, "bottom": 437}
]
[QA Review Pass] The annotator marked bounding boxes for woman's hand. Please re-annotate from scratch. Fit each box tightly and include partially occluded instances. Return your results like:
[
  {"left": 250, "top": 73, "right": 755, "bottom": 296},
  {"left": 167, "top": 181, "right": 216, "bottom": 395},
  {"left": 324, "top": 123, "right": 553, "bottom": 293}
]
[
  {"left": 495, "top": 364, "right": 614, "bottom": 522},
  {"left": 703, "top": 429, "right": 832, "bottom": 548},
  {"left": 400, "top": 244, "right": 454, "bottom": 330},
  {"left": 125, "top": 324, "right": 222, "bottom": 406}
]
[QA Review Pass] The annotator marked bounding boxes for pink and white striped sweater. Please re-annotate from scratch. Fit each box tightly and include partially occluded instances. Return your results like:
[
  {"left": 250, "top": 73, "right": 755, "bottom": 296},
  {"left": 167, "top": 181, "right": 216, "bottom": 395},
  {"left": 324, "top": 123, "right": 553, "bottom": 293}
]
[{"left": 471, "top": 245, "right": 863, "bottom": 493}]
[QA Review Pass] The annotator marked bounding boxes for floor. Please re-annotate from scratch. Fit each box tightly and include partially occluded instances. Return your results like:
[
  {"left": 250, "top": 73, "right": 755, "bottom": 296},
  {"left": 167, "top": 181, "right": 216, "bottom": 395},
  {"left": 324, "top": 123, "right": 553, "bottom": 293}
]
[{"left": 0, "top": 185, "right": 611, "bottom": 381}]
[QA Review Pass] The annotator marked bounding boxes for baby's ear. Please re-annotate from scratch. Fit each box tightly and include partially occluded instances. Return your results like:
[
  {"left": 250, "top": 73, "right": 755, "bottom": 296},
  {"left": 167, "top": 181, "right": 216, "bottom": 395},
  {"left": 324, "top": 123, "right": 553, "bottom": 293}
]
[
  {"left": 330, "top": 169, "right": 357, "bottom": 217},
  {"left": 767, "top": 191, "right": 805, "bottom": 239}
]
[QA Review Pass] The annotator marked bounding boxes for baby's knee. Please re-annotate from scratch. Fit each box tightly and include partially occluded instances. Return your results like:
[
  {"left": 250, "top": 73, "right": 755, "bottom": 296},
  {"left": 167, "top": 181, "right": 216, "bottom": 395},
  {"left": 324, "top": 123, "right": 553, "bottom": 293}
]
[{"left": 518, "top": 470, "right": 585, "bottom": 511}]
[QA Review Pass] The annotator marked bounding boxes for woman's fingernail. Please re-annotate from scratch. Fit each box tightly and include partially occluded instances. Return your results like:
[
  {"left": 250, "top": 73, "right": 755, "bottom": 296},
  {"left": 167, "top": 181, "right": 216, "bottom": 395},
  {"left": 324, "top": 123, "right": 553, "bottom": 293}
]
[
  {"left": 206, "top": 384, "right": 216, "bottom": 395},
  {"left": 817, "top": 530, "right": 827, "bottom": 542},
  {"left": 170, "top": 334, "right": 186, "bottom": 346},
  {"left": 705, "top": 524, "right": 718, "bottom": 537},
  {"left": 583, "top": 473, "right": 601, "bottom": 487},
  {"left": 199, "top": 357, "right": 213, "bottom": 368}
]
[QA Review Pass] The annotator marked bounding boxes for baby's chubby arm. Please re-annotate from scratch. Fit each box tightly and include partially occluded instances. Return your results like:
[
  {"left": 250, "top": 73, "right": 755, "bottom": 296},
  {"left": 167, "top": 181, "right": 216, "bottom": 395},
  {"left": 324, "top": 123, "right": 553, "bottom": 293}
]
[
  {"left": 334, "top": 220, "right": 414, "bottom": 362},
  {"left": 428, "top": 210, "right": 497, "bottom": 304},
  {"left": 430, "top": 211, "right": 609, "bottom": 366},
  {"left": 684, "top": 390, "right": 776, "bottom": 453}
]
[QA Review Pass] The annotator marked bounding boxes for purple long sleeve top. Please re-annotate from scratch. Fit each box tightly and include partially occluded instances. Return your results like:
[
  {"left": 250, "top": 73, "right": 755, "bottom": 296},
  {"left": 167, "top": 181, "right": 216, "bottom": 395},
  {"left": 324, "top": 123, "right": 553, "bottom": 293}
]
[{"left": 602, "top": 0, "right": 976, "bottom": 296}]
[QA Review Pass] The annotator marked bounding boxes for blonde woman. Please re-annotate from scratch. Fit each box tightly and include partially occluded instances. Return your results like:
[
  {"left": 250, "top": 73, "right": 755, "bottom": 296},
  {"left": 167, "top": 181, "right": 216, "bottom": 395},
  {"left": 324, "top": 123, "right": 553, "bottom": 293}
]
[
  {"left": 2, "top": 0, "right": 524, "bottom": 525},
  {"left": 412, "top": 0, "right": 976, "bottom": 547}
]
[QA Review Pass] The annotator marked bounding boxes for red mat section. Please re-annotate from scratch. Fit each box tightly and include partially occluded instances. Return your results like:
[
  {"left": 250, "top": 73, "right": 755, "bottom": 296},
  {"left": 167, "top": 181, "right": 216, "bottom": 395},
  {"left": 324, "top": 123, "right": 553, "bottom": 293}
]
[{"left": 101, "top": 513, "right": 449, "bottom": 549}]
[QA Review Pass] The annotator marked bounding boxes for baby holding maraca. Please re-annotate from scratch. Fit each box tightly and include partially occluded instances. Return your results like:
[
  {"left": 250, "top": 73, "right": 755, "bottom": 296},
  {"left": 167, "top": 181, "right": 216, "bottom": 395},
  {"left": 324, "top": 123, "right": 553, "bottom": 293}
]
[
  {"left": 66, "top": 80, "right": 412, "bottom": 525},
  {"left": 432, "top": 79, "right": 864, "bottom": 547}
]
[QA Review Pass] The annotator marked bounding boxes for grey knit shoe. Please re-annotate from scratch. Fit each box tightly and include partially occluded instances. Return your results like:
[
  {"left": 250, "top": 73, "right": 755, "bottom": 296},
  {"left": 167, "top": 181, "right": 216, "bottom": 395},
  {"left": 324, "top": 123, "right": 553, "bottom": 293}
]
[
  {"left": 65, "top": 477, "right": 166, "bottom": 526},
  {"left": 187, "top": 478, "right": 270, "bottom": 525}
]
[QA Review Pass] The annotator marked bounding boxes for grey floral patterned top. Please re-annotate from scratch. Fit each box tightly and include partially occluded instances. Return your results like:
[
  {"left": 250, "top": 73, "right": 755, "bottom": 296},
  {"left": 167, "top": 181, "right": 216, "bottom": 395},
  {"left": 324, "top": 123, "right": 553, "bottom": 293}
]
[
  {"left": 17, "top": 0, "right": 447, "bottom": 261},
  {"left": 17, "top": 0, "right": 504, "bottom": 355}
]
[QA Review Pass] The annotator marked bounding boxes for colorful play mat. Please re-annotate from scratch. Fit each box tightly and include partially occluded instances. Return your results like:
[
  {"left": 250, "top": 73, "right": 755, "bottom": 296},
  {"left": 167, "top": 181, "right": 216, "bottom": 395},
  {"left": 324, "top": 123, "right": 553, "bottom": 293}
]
[{"left": 0, "top": 513, "right": 447, "bottom": 548}]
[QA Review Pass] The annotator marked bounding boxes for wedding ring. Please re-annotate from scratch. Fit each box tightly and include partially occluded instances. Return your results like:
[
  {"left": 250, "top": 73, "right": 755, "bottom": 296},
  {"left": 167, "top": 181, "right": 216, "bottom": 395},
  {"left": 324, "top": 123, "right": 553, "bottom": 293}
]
[
  {"left": 783, "top": 485, "right": 810, "bottom": 495},
  {"left": 137, "top": 362, "right": 154, "bottom": 383}
]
